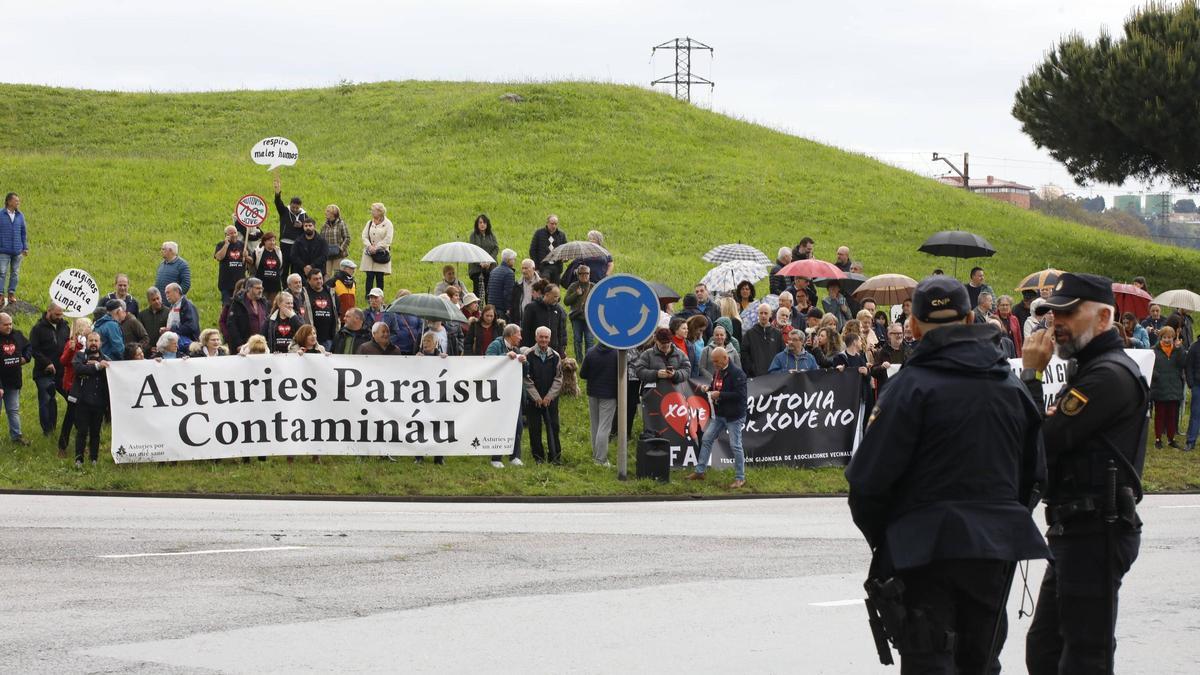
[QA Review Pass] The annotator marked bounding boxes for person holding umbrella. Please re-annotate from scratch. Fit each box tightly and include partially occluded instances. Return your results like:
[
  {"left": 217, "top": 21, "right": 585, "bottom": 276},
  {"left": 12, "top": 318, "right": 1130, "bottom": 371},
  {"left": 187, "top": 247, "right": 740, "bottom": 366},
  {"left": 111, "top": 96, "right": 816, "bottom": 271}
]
[
  {"left": 821, "top": 280, "right": 853, "bottom": 329},
  {"left": 966, "top": 267, "right": 994, "bottom": 309},
  {"left": 563, "top": 265, "right": 595, "bottom": 362}
]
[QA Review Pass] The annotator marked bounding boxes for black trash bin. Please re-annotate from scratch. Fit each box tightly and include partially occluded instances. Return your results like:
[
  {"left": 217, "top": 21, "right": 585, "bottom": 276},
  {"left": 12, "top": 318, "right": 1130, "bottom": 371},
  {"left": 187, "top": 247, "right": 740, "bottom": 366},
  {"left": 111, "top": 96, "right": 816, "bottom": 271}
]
[{"left": 636, "top": 434, "right": 671, "bottom": 483}]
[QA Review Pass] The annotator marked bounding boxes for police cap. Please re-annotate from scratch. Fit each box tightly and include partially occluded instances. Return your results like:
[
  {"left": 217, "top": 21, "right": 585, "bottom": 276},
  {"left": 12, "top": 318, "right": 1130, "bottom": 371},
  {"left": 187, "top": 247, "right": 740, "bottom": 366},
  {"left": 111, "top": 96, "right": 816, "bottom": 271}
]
[
  {"left": 1035, "top": 273, "right": 1115, "bottom": 315},
  {"left": 911, "top": 275, "right": 971, "bottom": 324}
]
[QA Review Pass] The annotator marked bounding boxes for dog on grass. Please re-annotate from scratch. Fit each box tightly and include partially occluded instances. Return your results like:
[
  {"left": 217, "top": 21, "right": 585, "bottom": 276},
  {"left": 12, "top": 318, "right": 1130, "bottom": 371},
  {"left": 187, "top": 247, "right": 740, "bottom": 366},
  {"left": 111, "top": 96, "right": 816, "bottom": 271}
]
[{"left": 559, "top": 357, "right": 580, "bottom": 397}]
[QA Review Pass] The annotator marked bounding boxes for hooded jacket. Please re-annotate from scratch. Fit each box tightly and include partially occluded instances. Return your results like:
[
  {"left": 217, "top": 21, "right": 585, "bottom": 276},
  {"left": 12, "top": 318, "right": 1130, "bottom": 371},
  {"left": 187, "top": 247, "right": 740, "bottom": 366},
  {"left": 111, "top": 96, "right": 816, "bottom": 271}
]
[{"left": 845, "top": 323, "right": 1049, "bottom": 571}]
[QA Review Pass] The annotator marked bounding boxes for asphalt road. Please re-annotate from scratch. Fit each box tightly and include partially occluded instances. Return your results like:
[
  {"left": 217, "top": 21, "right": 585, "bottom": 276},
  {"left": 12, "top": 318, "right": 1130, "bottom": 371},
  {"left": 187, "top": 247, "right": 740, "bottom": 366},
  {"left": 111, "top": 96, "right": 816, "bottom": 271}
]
[{"left": 1, "top": 493, "right": 1197, "bottom": 673}]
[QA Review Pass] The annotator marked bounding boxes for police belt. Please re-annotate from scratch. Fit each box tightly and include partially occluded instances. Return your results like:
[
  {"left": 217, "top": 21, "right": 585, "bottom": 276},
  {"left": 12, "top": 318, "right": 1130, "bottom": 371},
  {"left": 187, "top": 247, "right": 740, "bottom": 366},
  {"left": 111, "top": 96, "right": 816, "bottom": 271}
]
[{"left": 1045, "top": 493, "right": 1137, "bottom": 527}]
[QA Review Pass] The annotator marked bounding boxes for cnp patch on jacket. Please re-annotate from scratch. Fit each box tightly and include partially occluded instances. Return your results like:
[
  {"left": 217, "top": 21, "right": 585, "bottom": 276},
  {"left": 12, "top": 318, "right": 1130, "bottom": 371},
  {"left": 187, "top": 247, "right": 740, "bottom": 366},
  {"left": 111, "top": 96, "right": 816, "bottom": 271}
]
[{"left": 1059, "top": 388, "right": 1089, "bottom": 416}]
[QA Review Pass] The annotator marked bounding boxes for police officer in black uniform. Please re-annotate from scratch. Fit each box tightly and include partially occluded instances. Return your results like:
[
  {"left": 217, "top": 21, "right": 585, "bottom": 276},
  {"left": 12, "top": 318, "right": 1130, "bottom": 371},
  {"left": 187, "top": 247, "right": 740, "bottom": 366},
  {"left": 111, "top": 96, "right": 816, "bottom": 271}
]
[
  {"left": 846, "top": 276, "right": 1049, "bottom": 673},
  {"left": 1020, "top": 273, "right": 1149, "bottom": 674}
]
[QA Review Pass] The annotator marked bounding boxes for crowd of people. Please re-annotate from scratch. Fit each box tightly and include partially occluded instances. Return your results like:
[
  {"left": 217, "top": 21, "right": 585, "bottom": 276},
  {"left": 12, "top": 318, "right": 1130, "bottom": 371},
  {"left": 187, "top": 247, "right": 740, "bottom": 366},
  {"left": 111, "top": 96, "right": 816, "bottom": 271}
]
[{"left": 2, "top": 186, "right": 1197, "bottom": 478}]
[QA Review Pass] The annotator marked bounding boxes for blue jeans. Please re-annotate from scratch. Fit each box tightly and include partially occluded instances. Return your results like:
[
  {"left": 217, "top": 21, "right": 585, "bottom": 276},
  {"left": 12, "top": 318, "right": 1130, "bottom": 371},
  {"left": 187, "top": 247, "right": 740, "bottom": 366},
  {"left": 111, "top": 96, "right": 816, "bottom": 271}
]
[
  {"left": 1187, "top": 386, "right": 1200, "bottom": 446},
  {"left": 0, "top": 253, "right": 22, "bottom": 295},
  {"left": 3, "top": 387, "right": 22, "bottom": 439},
  {"left": 571, "top": 316, "right": 594, "bottom": 362},
  {"left": 696, "top": 415, "right": 745, "bottom": 481},
  {"left": 34, "top": 376, "right": 58, "bottom": 434}
]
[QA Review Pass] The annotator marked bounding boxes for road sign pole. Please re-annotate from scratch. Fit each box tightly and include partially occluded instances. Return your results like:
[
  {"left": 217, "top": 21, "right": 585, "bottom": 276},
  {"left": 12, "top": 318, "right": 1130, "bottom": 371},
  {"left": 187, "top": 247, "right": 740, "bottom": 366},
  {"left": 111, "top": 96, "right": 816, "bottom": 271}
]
[{"left": 617, "top": 348, "right": 628, "bottom": 481}]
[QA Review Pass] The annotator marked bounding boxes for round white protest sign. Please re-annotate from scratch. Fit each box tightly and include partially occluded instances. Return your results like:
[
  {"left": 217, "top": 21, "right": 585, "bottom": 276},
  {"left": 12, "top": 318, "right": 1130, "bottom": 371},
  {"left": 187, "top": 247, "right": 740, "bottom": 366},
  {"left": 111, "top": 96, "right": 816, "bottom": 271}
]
[
  {"left": 49, "top": 268, "right": 100, "bottom": 318},
  {"left": 235, "top": 193, "right": 269, "bottom": 229},
  {"left": 251, "top": 137, "right": 299, "bottom": 171}
]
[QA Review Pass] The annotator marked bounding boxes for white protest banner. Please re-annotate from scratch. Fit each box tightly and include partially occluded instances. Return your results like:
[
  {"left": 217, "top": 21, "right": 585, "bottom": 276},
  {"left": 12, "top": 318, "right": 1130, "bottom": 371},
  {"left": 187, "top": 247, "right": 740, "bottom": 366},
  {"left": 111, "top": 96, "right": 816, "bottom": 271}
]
[
  {"left": 235, "top": 193, "right": 269, "bottom": 230},
  {"left": 49, "top": 268, "right": 100, "bottom": 318},
  {"left": 105, "top": 354, "right": 523, "bottom": 463},
  {"left": 250, "top": 137, "right": 299, "bottom": 171},
  {"left": 1008, "top": 349, "right": 1155, "bottom": 412}
]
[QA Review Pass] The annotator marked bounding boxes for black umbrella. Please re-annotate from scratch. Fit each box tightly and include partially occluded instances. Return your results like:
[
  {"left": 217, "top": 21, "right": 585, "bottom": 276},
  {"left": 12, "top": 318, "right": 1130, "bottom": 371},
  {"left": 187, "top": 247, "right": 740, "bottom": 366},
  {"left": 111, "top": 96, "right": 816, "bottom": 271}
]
[
  {"left": 918, "top": 230, "right": 996, "bottom": 277},
  {"left": 813, "top": 273, "right": 867, "bottom": 296},
  {"left": 648, "top": 281, "right": 681, "bottom": 303}
]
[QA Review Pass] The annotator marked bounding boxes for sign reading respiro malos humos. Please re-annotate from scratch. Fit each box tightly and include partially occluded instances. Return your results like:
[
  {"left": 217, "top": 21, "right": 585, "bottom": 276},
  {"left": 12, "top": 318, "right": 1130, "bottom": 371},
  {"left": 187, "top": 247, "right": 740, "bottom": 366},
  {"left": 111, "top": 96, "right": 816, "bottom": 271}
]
[{"left": 106, "top": 355, "right": 523, "bottom": 463}]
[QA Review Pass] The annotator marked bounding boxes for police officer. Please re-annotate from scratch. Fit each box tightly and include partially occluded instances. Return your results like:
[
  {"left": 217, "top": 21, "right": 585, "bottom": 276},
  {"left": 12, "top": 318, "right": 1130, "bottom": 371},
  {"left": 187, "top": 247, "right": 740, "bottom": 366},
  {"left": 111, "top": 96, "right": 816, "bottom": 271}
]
[
  {"left": 846, "top": 276, "right": 1049, "bottom": 672},
  {"left": 1020, "top": 273, "right": 1149, "bottom": 674}
]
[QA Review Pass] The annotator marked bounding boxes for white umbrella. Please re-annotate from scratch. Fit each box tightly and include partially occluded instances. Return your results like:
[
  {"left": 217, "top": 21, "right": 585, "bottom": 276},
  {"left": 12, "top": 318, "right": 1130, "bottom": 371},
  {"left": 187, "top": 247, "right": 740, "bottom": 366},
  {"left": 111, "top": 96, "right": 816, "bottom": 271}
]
[
  {"left": 700, "top": 260, "right": 767, "bottom": 293},
  {"left": 1151, "top": 289, "right": 1200, "bottom": 312},
  {"left": 422, "top": 241, "right": 496, "bottom": 264}
]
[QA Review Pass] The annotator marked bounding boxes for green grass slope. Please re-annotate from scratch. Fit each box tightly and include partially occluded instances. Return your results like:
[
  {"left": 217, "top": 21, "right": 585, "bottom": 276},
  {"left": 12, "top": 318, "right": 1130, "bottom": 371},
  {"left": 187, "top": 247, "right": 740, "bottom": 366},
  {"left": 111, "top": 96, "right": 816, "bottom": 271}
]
[{"left": 0, "top": 80, "right": 1195, "bottom": 496}]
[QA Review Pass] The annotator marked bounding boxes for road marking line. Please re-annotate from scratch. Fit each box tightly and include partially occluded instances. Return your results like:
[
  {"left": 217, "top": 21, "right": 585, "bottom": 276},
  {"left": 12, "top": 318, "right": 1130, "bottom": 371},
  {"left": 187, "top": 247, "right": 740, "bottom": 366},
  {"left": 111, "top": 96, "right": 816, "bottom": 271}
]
[
  {"left": 1160, "top": 505, "right": 1200, "bottom": 509},
  {"left": 809, "top": 599, "right": 862, "bottom": 607},
  {"left": 97, "top": 546, "right": 307, "bottom": 559}
]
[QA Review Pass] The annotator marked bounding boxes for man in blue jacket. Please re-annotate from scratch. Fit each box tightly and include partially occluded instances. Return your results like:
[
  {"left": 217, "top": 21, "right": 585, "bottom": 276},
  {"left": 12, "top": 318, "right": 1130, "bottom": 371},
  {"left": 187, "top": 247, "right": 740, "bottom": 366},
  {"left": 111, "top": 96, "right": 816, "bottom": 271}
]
[
  {"left": 0, "top": 193, "right": 28, "bottom": 306},
  {"left": 92, "top": 300, "right": 126, "bottom": 363},
  {"left": 685, "top": 346, "right": 749, "bottom": 489},
  {"left": 487, "top": 250, "right": 517, "bottom": 324},
  {"left": 769, "top": 330, "right": 818, "bottom": 373}
]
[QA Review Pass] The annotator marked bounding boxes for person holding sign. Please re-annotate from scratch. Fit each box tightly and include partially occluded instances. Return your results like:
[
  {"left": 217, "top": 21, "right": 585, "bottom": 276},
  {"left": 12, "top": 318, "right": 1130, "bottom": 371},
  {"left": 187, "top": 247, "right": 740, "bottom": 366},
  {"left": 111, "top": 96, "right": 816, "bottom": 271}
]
[
  {"left": 272, "top": 174, "right": 305, "bottom": 272},
  {"left": 846, "top": 275, "right": 1047, "bottom": 672},
  {"left": 1018, "top": 273, "right": 1149, "bottom": 674},
  {"left": 213, "top": 225, "right": 247, "bottom": 307}
]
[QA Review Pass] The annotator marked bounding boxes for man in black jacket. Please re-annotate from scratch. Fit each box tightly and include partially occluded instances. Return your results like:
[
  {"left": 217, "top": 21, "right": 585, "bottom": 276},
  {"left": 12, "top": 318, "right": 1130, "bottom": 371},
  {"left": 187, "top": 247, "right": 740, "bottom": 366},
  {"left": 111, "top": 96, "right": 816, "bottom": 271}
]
[
  {"left": 580, "top": 342, "right": 618, "bottom": 466},
  {"left": 273, "top": 174, "right": 305, "bottom": 269},
  {"left": 1020, "top": 274, "right": 1149, "bottom": 674},
  {"left": 332, "top": 308, "right": 371, "bottom": 355},
  {"left": 302, "top": 268, "right": 339, "bottom": 350},
  {"left": 226, "top": 278, "right": 269, "bottom": 352},
  {"left": 29, "top": 303, "right": 68, "bottom": 436},
  {"left": 529, "top": 214, "right": 568, "bottom": 284},
  {"left": 741, "top": 303, "right": 782, "bottom": 377},
  {"left": 685, "top": 346, "right": 748, "bottom": 488},
  {"left": 521, "top": 284, "right": 568, "bottom": 357},
  {"left": 846, "top": 276, "right": 1048, "bottom": 672},
  {"left": 769, "top": 247, "right": 792, "bottom": 297},
  {"left": 290, "top": 216, "right": 328, "bottom": 280}
]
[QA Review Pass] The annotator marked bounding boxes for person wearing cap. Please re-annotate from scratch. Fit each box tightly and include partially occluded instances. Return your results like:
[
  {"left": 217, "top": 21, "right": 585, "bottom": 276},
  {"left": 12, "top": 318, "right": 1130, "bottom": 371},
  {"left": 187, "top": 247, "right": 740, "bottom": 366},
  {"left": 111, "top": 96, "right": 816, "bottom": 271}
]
[
  {"left": 1019, "top": 273, "right": 1150, "bottom": 674},
  {"left": 564, "top": 265, "right": 595, "bottom": 362},
  {"left": 459, "top": 292, "right": 482, "bottom": 321},
  {"left": 845, "top": 275, "right": 1048, "bottom": 673},
  {"left": 685, "top": 346, "right": 749, "bottom": 489},
  {"left": 93, "top": 299, "right": 127, "bottom": 363},
  {"left": 328, "top": 259, "right": 357, "bottom": 319},
  {"left": 272, "top": 173, "right": 305, "bottom": 268},
  {"left": 363, "top": 287, "right": 406, "bottom": 352}
]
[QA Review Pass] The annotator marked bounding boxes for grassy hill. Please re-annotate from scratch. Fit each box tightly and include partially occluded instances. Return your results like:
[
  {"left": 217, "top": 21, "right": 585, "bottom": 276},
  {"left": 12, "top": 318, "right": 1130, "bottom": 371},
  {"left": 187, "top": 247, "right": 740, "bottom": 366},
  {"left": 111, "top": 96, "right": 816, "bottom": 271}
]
[{"left": 0, "top": 80, "right": 1196, "bottom": 496}]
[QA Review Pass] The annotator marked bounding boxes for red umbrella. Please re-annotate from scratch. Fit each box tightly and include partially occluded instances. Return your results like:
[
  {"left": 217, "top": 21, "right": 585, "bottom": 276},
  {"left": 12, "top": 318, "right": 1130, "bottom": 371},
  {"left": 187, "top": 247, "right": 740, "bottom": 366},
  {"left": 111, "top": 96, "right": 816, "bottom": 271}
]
[
  {"left": 775, "top": 259, "right": 845, "bottom": 279},
  {"left": 1113, "top": 282, "right": 1152, "bottom": 320}
]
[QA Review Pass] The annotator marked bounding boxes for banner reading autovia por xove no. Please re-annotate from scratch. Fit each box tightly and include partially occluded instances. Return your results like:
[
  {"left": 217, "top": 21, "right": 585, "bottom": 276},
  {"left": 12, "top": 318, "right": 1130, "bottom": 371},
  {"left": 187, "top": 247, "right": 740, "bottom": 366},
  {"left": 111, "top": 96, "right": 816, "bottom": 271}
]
[
  {"left": 641, "top": 370, "right": 864, "bottom": 470},
  {"left": 105, "top": 355, "right": 524, "bottom": 462}
]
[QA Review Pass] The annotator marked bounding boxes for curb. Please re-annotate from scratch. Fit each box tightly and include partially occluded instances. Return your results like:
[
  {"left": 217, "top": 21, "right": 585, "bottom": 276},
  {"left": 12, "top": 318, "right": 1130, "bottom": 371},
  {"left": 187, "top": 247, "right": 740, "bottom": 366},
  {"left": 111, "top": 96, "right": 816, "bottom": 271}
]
[{"left": 0, "top": 488, "right": 848, "bottom": 504}]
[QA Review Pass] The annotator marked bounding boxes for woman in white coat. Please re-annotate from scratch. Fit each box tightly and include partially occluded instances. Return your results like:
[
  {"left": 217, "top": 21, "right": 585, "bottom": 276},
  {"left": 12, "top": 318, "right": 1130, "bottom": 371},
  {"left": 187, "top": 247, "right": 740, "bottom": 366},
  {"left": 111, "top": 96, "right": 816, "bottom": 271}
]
[{"left": 360, "top": 202, "right": 394, "bottom": 296}]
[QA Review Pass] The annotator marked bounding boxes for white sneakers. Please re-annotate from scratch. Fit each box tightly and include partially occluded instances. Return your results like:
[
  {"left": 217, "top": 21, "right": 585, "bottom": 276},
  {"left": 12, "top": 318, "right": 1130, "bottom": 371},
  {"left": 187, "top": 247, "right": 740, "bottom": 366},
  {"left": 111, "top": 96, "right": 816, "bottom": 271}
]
[
  {"left": 491, "top": 460, "right": 504, "bottom": 469},
  {"left": 509, "top": 457, "right": 524, "bottom": 466}
]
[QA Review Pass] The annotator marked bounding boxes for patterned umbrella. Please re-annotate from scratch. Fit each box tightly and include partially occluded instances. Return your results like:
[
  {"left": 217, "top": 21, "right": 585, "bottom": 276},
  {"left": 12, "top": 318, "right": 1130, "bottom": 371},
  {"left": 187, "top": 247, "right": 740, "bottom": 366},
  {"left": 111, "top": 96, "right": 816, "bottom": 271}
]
[
  {"left": 1015, "top": 268, "right": 1064, "bottom": 292},
  {"left": 851, "top": 273, "right": 918, "bottom": 305},
  {"left": 702, "top": 243, "right": 771, "bottom": 265},
  {"left": 542, "top": 240, "right": 611, "bottom": 263},
  {"left": 740, "top": 294, "right": 780, "bottom": 326},
  {"left": 776, "top": 259, "right": 845, "bottom": 280},
  {"left": 421, "top": 241, "right": 496, "bottom": 264},
  {"left": 699, "top": 260, "right": 768, "bottom": 293},
  {"left": 1152, "top": 289, "right": 1200, "bottom": 312},
  {"left": 388, "top": 293, "right": 467, "bottom": 323}
]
